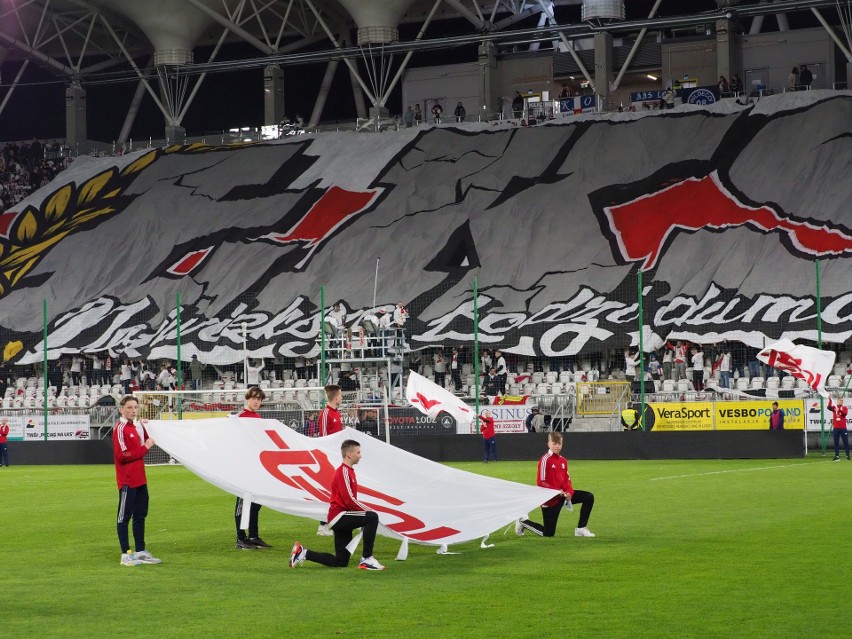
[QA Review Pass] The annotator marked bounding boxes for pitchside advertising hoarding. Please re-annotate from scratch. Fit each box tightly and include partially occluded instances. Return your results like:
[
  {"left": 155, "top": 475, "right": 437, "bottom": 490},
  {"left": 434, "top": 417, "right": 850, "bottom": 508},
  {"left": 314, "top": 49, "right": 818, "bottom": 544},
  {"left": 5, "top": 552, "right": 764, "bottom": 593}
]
[
  {"left": 805, "top": 401, "right": 852, "bottom": 432},
  {"left": 647, "top": 401, "right": 805, "bottom": 431},
  {"left": 16, "top": 414, "right": 91, "bottom": 440}
]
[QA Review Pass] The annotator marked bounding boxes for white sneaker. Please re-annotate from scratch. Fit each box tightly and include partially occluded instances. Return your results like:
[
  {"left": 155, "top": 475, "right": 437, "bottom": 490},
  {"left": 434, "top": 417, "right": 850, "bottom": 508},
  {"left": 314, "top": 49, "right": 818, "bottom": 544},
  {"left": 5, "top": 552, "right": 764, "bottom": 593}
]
[
  {"left": 289, "top": 541, "right": 306, "bottom": 568},
  {"left": 134, "top": 550, "right": 162, "bottom": 564},
  {"left": 316, "top": 523, "right": 332, "bottom": 536},
  {"left": 358, "top": 556, "right": 386, "bottom": 571},
  {"left": 514, "top": 518, "right": 525, "bottom": 536},
  {"left": 575, "top": 527, "right": 596, "bottom": 538},
  {"left": 120, "top": 552, "right": 143, "bottom": 566}
]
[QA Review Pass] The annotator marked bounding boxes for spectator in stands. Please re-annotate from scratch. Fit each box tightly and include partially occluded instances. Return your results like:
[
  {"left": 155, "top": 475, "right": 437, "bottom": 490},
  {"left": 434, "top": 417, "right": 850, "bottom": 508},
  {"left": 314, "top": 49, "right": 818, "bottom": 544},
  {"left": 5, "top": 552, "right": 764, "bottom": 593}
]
[
  {"left": 663, "top": 87, "right": 675, "bottom": 109},
  {"left": 661, "top": 346, "right": 673, "bottom": 381},
  {"left": 559, "top": 84, "right": 573, "bottom": 98},
  {"left": 799, "top": 64, "right": 813, "bottom": 90},
  {"left": 515, "top": 432, "right": 596, "bottom": 538},
  {"left": 526, "top": 406, "right": 545, "bottom": 433},
  {"left": 671, "top": 341, "right": 688, "bottom": 381},
  {"left": 245, "top": 358, "right": 265, "bottom": 388},
  {"left": 718, "top": 344, "right": 732, "bottom": 389},
  {"left": 512, "top": 92, "right": 524, "bottom": 118},
  {"left": 747, "top": 345, "right": 761, "bottom": 379},
  {"left": 624, "top": 348, "right": 639, "bottom": 384},
  {"left": 431, "top": 102, "right": 444, "bottom": 123},
  {"left": 494, "top": 350, "right": 508, "bottom": 395},
  {"left": 304, "top": 411, "right": 318, "bottom": 437},
  {"left": 483, "top": 367, "right": 500, "bottom": 396},
  {"left": 120, "top": 359, "right": 138, "bottom": 395},
  {"left": 140, "top": 365, "right": 157, "bottom": 391},
  {"left": 730, "top": 74, "right": 742, "bottom": 95},
  {"left": 403, "top": 106, "right": 414, "bottom": 128},
  {"left": 481, "top": 349, "right": 492, "bottom": 375},
  {"left": 718, "top": 75, "right": 730, "bottom": 95},
  {"left": 156, "top": 363, "right": 173, "bottom": 391},
  {"left": 339, "top": 370, "right": 358, "bottom": 392},
  {"left": 454, "top": 102, "right": 466, "bottom": 123},
  {"left": 648, "top": 354, "right": 661, "bottom": 379},
  {"left": 479, "top": 410, "right": 497, "bottom": 463},
  {"left": 294, "top": 356, "right": 306, "bottom": 379},
  {"left": 769, "top": 402, "right": 785, "bottom": 430},
  {"left": 828, "top": 396, "right": 850, "bottom": 461},
  {"left": 88, "top": 352, "right": 105, "bottom": 386},
  {"left": 70, "top": 354, "right": 84, "bottom": 386},
  {"left": 414, "top": 104, "right": 423, "bottom": 125},
  {"left": 433, "top": 349, "right": 447, "bottom": 388},
  {"left": 48, "top": 358, "right": 63, "bottom": 391},
  {"left": 0, "top": 360, "right": 10, "bottom": 399},
  {"left": 788, "top": 66, "right": 800, "bottom": 91},
  {"left": 450, "top": 348, "right": 462, "bottom": 391},
  {"left": 189, "top": 354, "right": 206, "bottom": 391},
  {"left": 731, "top": 342, "right": 747, "bottom": 380},
  {"left": 690, "top": 347, "right": 704, "bottom": 391}
]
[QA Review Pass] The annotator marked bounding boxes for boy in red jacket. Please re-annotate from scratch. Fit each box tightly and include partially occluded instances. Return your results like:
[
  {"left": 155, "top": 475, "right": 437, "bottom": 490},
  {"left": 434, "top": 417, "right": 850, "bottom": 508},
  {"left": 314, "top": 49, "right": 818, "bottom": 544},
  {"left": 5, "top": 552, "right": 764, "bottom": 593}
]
[
  {"left": 234, "top": 387, "right": 272, "bottom": 549},
  {"left": 289, "top": 439, "right": 385, "bottom": 571},
  {"left": 516, "top": 432, "right": 596, "bottom": 538},
  {"left": 112, "top": 395, "right": 162, "bottom": 566},
  {"left": 828, "top": 396, "right": 850, "bottom": 461}
]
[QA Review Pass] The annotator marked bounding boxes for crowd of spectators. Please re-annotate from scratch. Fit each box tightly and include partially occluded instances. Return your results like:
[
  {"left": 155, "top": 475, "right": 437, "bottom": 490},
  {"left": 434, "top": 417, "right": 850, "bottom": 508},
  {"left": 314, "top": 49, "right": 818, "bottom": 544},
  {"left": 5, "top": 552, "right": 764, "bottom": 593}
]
[{"left": 0, "top": 139, "right": 70, "bottom": 213}]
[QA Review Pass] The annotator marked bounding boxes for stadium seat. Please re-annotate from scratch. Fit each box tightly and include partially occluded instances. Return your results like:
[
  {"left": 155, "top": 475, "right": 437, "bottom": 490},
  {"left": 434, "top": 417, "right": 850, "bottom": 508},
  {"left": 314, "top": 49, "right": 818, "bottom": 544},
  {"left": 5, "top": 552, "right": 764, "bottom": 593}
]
[
  {"left": 834, "top": 363, "right": 847, "bottom": 377},
  {"left": 283, "top": 379, "right": 295, "bottom": 388},
  {"left": 736, "top": 377, "right": 749, "bottom": 390},
  {"left": 294, "top": 379, "right": 306, "bottom": 388},
  {"left": 558, "top": 371, "right": 571, "bottom": 383},
  {"left": 750, "top": 377, "right": 764, "bottom": 389},
  {"left": 781, "top": 377, "right": 795, "bottom": 390},
  {"left": 795, "top": 378, "right": 810, "bottom": 389},
  {"left": 766, "top": 377, "right": 780, "bottom": 390},
  {"left": 308, "top": 378, "right": 319, "bottom": 386},
  {"left": 572, "top": 371, "right": 586, "bottom": 383},
  {"left": 828, "top": 375, "right": 842, "bottom": 387},
  {"left": 545, "top": 372, "right": 557, "bottom": 384},
  {"left": 662, "top": 380, "right": 675, "bottom": 392},
  {"left": 532, "top": 372, "right": 544, "bottom": 384},
  {"left": 676, "top": 380, "right": 690, "bottom": 393},
  {"left": 535, "top": 383, "right": 549, "bottom": 395}
]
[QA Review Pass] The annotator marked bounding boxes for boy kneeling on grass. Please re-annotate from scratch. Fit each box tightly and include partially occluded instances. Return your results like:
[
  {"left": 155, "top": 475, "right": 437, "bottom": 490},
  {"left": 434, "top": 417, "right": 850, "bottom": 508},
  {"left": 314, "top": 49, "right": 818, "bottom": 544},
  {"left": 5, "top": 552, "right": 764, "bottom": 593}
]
[
  {"left": 289, "top": 439, "right": 385, "bottom": 571},
  {"left": 516, "top": 432, "right": 596, "bottom": 538}
]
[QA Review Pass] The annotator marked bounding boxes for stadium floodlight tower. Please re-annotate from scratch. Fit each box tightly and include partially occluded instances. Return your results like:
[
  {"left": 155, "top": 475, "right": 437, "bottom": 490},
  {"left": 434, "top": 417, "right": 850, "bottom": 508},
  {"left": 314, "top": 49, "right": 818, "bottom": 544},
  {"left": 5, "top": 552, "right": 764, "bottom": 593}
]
[
  {"left": 91, "top": 0, "right": 218, "bottom": 144},
  {"left": 335, "top": 0, "right": 419, "bottom": 127},
  {"left": 581, "top": 0, "right": 625, "bottom": 25}
]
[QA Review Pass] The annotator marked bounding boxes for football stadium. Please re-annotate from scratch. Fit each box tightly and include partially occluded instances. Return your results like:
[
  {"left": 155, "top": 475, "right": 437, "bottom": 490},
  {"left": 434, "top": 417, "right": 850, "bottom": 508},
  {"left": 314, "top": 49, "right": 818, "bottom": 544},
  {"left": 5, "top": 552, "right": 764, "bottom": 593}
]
[{"left": 1, "top": 1, "right": 851, "bottom": 637}]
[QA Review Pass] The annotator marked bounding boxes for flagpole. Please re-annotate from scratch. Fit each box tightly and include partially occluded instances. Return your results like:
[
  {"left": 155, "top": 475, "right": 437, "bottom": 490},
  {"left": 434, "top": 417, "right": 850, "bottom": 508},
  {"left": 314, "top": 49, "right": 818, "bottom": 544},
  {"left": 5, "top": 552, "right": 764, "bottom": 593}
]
[
  {"left": 474, "top": 276, "right": 480, "bottom": 423},
  {"left": 372, "top": 257, "right": 380, "bottom": 309},
  {"left": 638, "top": 270, "right": 646, "bottom": 430},
  {"left": 320, "top": 286, "right": 326, "bottom": 386},
  {"left": 816, "top": 258, "right": 826, "bottom": 454}
]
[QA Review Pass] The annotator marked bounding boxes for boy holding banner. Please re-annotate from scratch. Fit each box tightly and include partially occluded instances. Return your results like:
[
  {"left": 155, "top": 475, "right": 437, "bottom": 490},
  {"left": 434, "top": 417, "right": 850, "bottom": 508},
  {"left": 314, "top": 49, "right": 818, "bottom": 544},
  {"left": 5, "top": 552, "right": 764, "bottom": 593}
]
[{"left": 516, "top": 432, "right": 596, "bottom": 538}]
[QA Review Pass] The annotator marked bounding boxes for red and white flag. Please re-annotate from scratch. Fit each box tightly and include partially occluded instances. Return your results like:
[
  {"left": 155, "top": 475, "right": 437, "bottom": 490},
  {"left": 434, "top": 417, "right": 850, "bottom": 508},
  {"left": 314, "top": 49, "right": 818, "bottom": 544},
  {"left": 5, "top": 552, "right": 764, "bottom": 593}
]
[
  {"left": 757, "top": 338, "right": 836, "bottom": 398},
  {"left": 406, "top": 371, "right": 474, "bottom": 429}
]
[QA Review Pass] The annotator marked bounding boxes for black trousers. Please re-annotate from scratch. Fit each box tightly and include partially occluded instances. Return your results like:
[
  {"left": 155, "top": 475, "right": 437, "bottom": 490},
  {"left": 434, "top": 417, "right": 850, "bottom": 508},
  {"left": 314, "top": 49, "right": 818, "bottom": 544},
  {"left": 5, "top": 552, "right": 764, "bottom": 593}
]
[
  {"left": 117, "top": 484, "right": 149, "bottom": 553},
  {"left": 305, "top": 511, "right": 379, "bottom": 568},
  {"left": 235, "top": 497, "right": 262, "bottom": 539},
  {"left": 434, "top": 372, "right": 446, "bottom": 388},
  {"left": 833, "top": 429, "right": 850, "bottom": 458},
  {"left": 452, "top": 368, "right": 463, "bottom": 389},
  {"left": 520, "top": 490, "right": 595, "bottom": 536}
]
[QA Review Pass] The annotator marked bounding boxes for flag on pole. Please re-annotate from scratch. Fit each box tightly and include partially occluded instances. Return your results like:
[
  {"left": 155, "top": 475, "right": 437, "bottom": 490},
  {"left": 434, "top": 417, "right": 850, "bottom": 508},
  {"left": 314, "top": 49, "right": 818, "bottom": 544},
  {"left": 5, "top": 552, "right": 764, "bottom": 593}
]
[
  {"left": 406, "top": 371, "right": 475, "bottom": 430},
  {"left": 757, "top": 338, "right": 836, "bottom": 398}
]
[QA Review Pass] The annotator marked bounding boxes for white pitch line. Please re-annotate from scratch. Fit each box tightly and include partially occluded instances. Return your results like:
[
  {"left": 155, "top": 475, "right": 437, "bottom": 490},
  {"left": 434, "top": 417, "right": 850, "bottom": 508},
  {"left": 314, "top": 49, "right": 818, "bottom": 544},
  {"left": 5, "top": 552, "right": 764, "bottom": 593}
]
[{"left": 649, "top": 462, "right": 816, "bottom": 481}]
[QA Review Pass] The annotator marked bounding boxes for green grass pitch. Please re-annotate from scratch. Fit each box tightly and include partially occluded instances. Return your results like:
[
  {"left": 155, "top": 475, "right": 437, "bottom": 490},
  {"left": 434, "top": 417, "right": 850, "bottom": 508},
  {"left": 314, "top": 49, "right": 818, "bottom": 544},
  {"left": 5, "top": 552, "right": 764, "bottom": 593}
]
[{"left": 2, "top": 456, "right": 847, "bottom": 638}]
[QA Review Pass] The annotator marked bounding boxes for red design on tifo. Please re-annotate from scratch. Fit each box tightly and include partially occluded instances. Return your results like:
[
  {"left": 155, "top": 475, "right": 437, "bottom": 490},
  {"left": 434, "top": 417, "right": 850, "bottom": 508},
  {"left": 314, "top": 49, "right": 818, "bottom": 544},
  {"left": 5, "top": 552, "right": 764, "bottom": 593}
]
[{"left": 604, "top": 172, "right": 852, "bottom": 270}]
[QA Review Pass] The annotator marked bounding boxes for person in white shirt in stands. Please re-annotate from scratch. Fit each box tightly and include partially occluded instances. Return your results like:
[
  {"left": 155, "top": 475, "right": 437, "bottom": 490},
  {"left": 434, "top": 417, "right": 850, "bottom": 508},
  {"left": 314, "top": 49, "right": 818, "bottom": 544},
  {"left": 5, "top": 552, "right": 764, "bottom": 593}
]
[
  {"left": 88, "top": 352, "right": 105, "bottom": 386},
  {"left": 246, "top": 358, "right": 265, "bottom": 387},
  {"left": 717, "top": 344, "right": 732, "bottom": 389},
  {"left": 494, "top": 350, "right": 508, "bottom": 395},
  {"left": 624, "top": 349, "right": 640, "bottom": 384},
  {"left": 326, "top": 303, "right": 347, "bottom": 336},
  {"left": 690, "top": 347, "right": 705, "bottom": 391},
  {"left": 433, "top": 349, "right": 447, "bottom": 388},
  {"left": 378, "top": 309, "right": 393, "bottom": 355},
  {"left": 294, "top": 357, "right": 306, "bottom": 380},
  {"left": 156, "top": 364, "right": 173, "bottom": 390},
  {"left": 120, "top": 360, "right": 138, "bottom": 395},
  {"left": 390, "top": 302, "right": 409, "bottom": 353},
  {"left": 361, "top": 311, "right": 381, "bottom": 356},
  {"left": 70, "top": 354, "right": 84, "bottom": 386}
]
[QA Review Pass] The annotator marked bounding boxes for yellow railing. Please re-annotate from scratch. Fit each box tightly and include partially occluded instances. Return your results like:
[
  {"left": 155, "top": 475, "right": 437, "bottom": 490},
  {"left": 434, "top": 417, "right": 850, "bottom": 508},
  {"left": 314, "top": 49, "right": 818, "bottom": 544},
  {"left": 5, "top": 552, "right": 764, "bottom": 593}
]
[{"left": 576, "top": 381, "right": 630, "bottom": 415}]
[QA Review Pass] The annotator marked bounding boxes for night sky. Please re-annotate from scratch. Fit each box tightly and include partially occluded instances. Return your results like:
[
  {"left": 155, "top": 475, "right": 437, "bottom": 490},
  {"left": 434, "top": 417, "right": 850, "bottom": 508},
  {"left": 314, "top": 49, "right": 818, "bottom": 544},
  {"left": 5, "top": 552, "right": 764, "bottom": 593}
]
[{"left": 0, "top": 0, "right": 822, "bottom": 143}]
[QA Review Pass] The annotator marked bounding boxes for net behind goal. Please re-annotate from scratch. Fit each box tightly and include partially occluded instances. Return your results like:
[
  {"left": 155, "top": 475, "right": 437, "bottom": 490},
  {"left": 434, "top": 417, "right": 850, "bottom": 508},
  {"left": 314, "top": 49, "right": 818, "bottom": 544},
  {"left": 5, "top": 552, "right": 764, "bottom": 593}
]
[{"left": 134, "top": 388, "right": 390, "bottom": 465}]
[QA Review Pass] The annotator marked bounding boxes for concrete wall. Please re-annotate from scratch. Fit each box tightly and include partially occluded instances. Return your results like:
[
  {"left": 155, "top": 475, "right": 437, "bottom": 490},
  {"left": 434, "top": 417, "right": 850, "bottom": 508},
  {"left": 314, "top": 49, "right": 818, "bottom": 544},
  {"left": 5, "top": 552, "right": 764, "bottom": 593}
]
[
  {"left": 741, "top": 27, "right": 835, "bottom": 91},
  {"left": 402, "top": 62, "right": 481, "bottom": 119},
  {"left": 661, "top": 38, "right": 718, "bottom": 89}
]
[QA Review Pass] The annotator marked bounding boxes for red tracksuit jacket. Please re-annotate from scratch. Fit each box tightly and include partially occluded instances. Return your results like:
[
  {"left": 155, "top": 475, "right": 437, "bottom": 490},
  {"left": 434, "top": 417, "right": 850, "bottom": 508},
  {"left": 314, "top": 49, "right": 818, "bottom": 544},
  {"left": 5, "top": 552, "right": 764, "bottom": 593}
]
[
  {"left": 112, "top": 419, "right": 150, "bottom": 489},
  {"left": 537, "top": 450, "right": 574, "bottom": 507}
]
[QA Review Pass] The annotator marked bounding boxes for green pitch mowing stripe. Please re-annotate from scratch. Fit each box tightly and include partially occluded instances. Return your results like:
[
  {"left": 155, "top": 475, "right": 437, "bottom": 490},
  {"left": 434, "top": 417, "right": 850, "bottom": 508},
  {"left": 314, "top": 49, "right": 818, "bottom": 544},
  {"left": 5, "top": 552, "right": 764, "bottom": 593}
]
[{"left": 1, "top": 457, "right": 846, "bottom": 639}]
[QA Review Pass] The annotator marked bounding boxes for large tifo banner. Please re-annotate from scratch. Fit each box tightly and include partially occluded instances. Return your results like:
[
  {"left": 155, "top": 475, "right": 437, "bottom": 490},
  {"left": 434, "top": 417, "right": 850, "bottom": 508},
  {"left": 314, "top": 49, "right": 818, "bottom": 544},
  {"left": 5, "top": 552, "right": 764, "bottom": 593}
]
[
  {"left": 647, "top": 401, "right": 804, "bottom": 431},
  {"left": 2, "top": 94, "right": 852, "bottom": 364},
  {"left": 146, "top": 418, "right": 558, "bottom": 548}
]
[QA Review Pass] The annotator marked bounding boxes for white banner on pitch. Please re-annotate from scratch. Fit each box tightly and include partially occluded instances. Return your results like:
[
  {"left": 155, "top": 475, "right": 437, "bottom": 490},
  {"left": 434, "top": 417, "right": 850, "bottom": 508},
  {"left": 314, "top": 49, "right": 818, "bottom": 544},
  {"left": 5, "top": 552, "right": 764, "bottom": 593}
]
[{"left": 146, "top": 418, "right": 559, "bottom": 548}]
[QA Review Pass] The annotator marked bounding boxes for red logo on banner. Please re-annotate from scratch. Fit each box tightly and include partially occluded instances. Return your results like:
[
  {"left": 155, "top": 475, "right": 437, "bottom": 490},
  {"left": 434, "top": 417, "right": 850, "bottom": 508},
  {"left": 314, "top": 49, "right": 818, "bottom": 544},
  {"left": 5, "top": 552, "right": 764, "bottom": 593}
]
[{"left": 259, "top": 430, "right": 460, "bottom": 541}]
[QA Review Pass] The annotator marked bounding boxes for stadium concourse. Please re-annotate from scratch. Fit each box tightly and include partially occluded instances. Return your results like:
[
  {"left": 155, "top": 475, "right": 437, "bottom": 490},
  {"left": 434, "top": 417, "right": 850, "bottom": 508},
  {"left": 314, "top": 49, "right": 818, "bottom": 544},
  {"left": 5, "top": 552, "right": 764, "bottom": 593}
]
[{"left": 0, "top": 89, "right": 850, "bottom": 446}]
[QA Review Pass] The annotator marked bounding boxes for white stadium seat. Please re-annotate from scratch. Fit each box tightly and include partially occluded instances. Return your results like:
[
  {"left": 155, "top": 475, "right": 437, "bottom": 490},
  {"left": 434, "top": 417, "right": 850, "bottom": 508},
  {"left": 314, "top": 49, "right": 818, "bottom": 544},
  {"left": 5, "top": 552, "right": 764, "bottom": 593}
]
[
  {"left": 750, "top": 377, "right": 764, "bottom": 389},
  {"left": 781, "top": 377, "right": 795, "bottom": 389}
]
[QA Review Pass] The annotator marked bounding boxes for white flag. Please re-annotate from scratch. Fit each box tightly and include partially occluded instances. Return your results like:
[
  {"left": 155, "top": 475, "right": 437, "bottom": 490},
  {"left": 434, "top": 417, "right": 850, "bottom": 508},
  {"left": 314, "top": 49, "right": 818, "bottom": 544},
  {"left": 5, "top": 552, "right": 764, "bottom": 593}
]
[
  {"left": 406, "top": 371, "right": 475, "bottom": 430},
  {"left": 757, "top": 338, "right": 836, "bottom": 398},
  {"left": 145, "top": 419, "right": 558, "bottom": 548}
]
